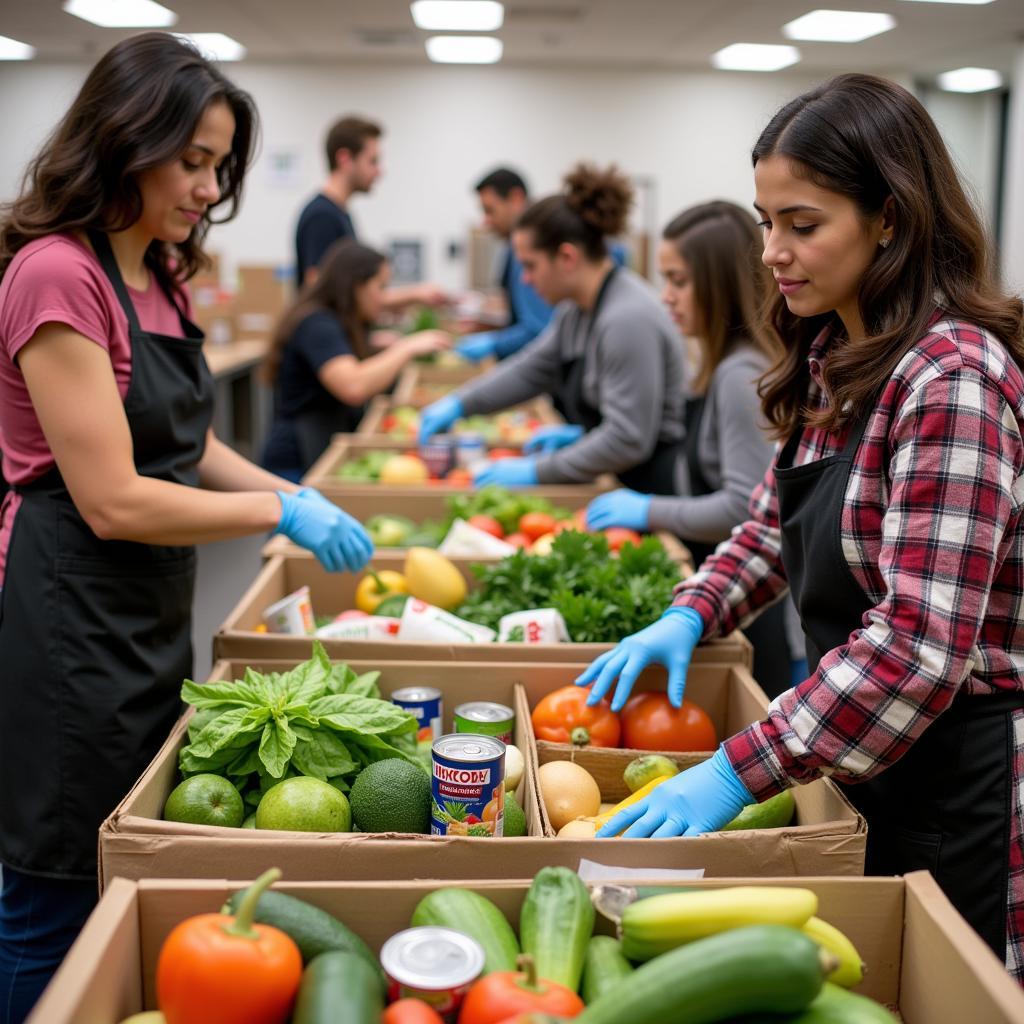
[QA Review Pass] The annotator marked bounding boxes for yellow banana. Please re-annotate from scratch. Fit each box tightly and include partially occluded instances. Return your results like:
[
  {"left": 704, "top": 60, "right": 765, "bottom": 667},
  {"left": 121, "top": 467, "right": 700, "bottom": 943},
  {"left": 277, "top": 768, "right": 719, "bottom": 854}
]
[
  {"left": 620, "top": 885, "right": 818, "bottom": 960},
  {"left": 802, "top": 915, "right": 865, "bottom": 988}
]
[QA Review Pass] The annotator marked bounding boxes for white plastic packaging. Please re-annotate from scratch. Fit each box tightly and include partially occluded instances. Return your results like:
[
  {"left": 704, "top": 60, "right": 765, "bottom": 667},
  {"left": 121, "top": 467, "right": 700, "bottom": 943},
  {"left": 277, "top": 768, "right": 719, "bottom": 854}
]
[
  {"left": 497, "top": 608, "right": 571, "bottom": 644},
  {"left": 398, "top": 598, "right": 497, "bottom": 644},
  {"left": 438, "top": 518, "right": 517, "bottom": 559},
  {"left": 263, "top": 586, "right": 315, "bottom": 635}
]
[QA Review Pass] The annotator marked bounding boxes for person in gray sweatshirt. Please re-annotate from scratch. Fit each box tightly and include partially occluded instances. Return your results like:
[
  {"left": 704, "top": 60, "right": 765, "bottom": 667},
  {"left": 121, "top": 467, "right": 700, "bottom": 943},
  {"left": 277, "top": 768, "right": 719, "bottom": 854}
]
[
  {"left": 586, "top": 201, "right": 802, "bottom": 696},
  {"left": 417, "top": 163, "right": 687, "bottom": 493}
]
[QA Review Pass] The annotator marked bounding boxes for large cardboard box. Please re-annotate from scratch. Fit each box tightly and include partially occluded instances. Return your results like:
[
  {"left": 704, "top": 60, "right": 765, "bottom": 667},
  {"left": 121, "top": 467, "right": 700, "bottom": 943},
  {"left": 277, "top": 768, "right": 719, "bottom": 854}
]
[
  {"left": 32, "top": 873, "right": 1024, "bottom": 1024},
  {"left": 234, "top": 264, "right": 290, "bottom": 339},
  {"left": 214, "top": 550, "right": 744, "bottom": 665},
  {"left": 99, "top": 659, "right": 864, "bottom": 889}
]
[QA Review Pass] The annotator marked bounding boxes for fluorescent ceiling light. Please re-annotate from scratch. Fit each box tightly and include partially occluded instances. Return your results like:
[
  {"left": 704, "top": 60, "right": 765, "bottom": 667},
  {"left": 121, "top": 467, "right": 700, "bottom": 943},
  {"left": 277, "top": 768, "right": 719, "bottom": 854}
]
[
  {"left": 711, "top": 43, "right": 800, "bottom": 72},
  {"left": 897, "top": 0, "right": 995, "bottom": 5},
  {"left": 0, "top": 35, "right": 35, "bottom": 60},
  {"left": 937, "top": 66, "right": 1003, "bottom": 92},
  {"left": 63, "top": 0, "right": 177, "bottom": 28},
  {"left": 175, "top": 32, "right": 246, "bottom": 62},
  {"left": 783, "top": 10, "right": 895, "bottom": 42},
  {"left": 412, "top": 1, "right": 503, "bottom": 31},
  {"left": 426, "top": 35, "right": 502, "bottom": 63}
]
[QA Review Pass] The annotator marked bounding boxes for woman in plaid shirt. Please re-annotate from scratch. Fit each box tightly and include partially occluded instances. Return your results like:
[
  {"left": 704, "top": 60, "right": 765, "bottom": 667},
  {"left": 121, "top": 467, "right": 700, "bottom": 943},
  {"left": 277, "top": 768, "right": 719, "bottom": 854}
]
[{"left": 579, "top": 73, "right": 1024, "bottom": 976}]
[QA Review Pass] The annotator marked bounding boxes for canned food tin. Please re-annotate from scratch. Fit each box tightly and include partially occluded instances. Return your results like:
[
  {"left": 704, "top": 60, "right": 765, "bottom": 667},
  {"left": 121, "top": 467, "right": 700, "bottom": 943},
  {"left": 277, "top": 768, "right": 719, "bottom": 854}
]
[
  {"left": 419, "top": 434, "right": 455, "bottom": 478},
  {"left": 454, "top": 433, "right": 488, "bottom": 470},
  {"left": 381, "top": 926, "right": 485, "bottom": 1023},
  {"left": 454, "top": 701, "right": 515, "bottom": 745},
  {"left": 262, "top": 585, "right": 314, "bottom": 636},
  {"left": 431, "top": 733, "right": 505, "bottom": 837},
  {"left": 391, "top": 686, "right": 443, "bottom": 742}
]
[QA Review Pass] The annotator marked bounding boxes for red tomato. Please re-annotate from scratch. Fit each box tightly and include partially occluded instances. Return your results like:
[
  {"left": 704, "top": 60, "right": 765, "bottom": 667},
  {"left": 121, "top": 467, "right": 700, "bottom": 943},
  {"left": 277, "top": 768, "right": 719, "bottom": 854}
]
[
  {"left": 620, "top": 692, "right": 718, "bottom": 752},
  {"left": 504, "top": 532, "right": 532, "bottom": 550},
  {"left": 447, "top": 468, "right": 473, "bottom": 486},
  {"left": 457, "top": 961, "right": 584, "bottom": 1024},
  {"left": 531, "top": 686, "right": 621, "bottom": 748},
  {"left": 603, "top": 527, "right": 643, "bottom": 552},
  {"left": 383, "top": 999, "right": 445, "bottom": 1024},
  {"left": 518, "top": 512, "right": 557, "bottom": 542},
  {"left": 468, "top": 515, "right": 505, "bottom": 539},
  {"left": 552, "top": 519, "right": 579, "bottom": 535},
  {"left": 489, "top": 448, "right": 520, "bottom": 460}
]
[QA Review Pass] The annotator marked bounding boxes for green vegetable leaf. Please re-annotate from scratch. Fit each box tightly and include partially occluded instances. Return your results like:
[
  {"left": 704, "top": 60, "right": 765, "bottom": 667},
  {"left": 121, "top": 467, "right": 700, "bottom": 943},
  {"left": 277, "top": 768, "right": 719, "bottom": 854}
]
[
  {"left": 291, "top": 725, "right": 358, "bottom": 781},
  {"left": 311, "top": 694, "right": 418, "bottom": 736},
  {"left": 259, "top": 716, "right": 298, "bottom": 779}
]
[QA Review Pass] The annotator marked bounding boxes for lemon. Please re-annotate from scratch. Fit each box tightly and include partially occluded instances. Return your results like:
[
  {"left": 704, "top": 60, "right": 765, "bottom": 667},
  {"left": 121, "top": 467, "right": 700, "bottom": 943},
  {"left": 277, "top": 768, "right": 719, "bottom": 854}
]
[{"left": 255, "top": 776, "right": 351, "bottom": 832}]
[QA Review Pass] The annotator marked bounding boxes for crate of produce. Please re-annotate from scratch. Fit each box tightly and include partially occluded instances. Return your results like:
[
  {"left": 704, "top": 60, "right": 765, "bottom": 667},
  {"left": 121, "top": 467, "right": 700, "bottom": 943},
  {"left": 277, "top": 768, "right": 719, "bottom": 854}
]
[
  {"left": 216, "top": 535, "right": 739, "bottom": 666},
  {"left": 33, "top": 870, "right": 1024, "bottom": 1024},
  {"left": 393, "top": 356, "right": 495, "bottom": 397},
  {"left": 99, "top": 655, "right": 864, "bottom": 889}
]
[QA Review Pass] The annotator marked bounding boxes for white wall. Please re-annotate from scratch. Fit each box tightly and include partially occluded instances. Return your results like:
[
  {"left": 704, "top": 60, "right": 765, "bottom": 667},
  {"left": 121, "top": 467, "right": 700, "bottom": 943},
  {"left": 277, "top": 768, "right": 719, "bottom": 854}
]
[
  {"left": 1001, "top": 46, "right": 1024, "bottom": 297},
  {"left": 0, "top": 60, "right": 1007, "bottom": 292}
]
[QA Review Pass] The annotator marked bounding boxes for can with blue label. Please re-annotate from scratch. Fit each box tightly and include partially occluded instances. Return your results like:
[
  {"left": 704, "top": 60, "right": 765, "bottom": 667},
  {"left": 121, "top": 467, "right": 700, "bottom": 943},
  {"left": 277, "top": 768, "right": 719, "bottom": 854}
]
[
  {"left": 419, "top": 434, "right": 455, "bottom": 478},
  {"left": 454, "top": 433, "right": 488, "bottom": 470},
  {"left": 431, "top": 734, "right": 505, "bottom": 837},
  {"left": 391, "top": 686, "right": 443, "bottom": 742}
]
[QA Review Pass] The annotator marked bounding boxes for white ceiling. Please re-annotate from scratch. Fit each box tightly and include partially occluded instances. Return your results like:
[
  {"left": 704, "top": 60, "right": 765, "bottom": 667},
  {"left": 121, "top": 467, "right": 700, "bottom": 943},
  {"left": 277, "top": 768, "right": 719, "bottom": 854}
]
[{"left": 1, "top": 0, "right": 1022, "bottom": 78}]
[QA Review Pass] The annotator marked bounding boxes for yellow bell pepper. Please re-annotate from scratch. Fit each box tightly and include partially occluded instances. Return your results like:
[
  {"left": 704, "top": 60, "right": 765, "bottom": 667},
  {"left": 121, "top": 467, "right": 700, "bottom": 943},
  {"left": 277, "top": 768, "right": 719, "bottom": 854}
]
[
  {"left": 354, "top": 570, "right": 408, "bottom": 614},
  {"left": 593, "top": 774, "right": 674, "bottom": 832}
]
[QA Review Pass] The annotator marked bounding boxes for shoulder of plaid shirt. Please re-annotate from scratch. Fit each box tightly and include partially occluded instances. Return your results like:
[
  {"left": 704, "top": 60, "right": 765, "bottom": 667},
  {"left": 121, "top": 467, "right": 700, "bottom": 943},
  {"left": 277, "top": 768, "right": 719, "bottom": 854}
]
[{"left": 671, "top": 309, "right": 1024, "bottom": 799}]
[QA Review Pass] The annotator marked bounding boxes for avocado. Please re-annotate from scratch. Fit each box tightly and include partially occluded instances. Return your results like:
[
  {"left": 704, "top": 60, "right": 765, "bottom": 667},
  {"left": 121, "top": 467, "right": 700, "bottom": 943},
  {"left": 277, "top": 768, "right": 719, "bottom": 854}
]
[{"left": 349, "top": 758, "right": 430, "bottom": 834}]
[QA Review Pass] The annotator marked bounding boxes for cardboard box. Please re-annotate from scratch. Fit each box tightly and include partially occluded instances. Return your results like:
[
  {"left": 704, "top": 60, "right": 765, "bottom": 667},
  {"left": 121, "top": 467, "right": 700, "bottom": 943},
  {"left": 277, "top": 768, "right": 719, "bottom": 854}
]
[
  {"left": 234, "top": 264, "right": 290, "bottom": 338},
  {"left": 33, "top": 872, "right": 1024, "bottom": 1024},
  {"left": 215, "top": 549, "right": 742, "bottom": 665},
  {"left": 393, "top": 359, "right": 495, "bottom": 399},
  {"left": 99, "top": 658, "right": 864, "bottom": 890}
]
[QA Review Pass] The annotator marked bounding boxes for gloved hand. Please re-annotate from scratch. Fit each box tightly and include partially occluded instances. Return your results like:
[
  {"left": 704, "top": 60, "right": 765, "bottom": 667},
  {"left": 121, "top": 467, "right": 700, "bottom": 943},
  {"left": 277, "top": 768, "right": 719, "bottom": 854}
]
[
  {"left": 523, "top": 423, "right": 584, "bottom": 454},
  {"left": 575, "top": 606, "right": 704, "bottom": 711},
  {"left": 275, "top": 490, "right": 374, "bottom": 573},
  {"left": 472, "top": 456, "right": 538, "bottom": 489},
  {"left": 418, "top": 395, "right": 464, "bottom": 444},
  {"left": 586, "top": 488, "right": 652, "bottom": 532},
  {"left": 455, "top": 332, "right": 498, "bottom": 363},
  {"left": 597, "top": 748, "right": 755, "bottom": 838}
]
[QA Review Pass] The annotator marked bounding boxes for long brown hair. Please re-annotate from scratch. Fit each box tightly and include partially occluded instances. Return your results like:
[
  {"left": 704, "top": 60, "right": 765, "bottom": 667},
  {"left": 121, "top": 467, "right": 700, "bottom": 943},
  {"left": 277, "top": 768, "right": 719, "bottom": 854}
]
[
  {"left": 663, "top": 201, "right": 779, "bottom": 394},
  {"left": 753, "top": 73, "right": 1024, "bottom": 438},
  {"left": 0, "top": 32, "right": 257, "bottom": 299},
  {"left": 263, "top": 239, "right": 386, "bottom": 384}
]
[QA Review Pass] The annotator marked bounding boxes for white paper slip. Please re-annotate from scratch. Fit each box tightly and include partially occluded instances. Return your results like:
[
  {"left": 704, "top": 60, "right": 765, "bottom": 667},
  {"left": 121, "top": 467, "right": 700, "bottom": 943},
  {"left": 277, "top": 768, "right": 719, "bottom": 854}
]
[{"left": 576, "top": 859, "right": 706, "bottom": 883}]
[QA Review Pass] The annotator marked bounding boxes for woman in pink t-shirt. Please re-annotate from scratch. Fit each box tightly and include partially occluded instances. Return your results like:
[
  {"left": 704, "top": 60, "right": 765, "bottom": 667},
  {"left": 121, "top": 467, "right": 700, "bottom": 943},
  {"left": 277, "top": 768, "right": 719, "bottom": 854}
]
[{"left": 0, "top": 33, "right": 373, "bottom": 1019}]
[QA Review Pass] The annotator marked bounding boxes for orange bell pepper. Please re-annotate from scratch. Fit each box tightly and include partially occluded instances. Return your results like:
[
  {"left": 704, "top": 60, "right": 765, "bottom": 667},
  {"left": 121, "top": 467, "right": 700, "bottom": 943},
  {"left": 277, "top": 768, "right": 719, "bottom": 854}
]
[
  {"left": 531, "top": 686, "right": 621, "bottom": 748},
  {"left": 156, "top": 868, "right": 303, "bottom": 1024},
  {"left": 383, "top": 999, "right": 446, "bottom": 1024},
  {"left": 458, "top": 954, "right": 584, "bottom": 1024}
]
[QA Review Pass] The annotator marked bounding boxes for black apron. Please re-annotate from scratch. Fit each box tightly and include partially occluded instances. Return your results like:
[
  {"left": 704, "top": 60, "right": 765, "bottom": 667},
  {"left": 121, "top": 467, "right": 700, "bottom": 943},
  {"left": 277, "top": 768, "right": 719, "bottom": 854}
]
[
  {"left": 683, "top": 397, "right": 791, "bottom": 700},
  {"left": 292, "top": 401, "right": 364, "bottom": 474},
  {"left": 775, "top": 409, "right": 1024, "bottom": 958},
  {"left": 550, "top": 267, "right": 682, "bottom": 495},
  {"left": 0, "top": 230, "right": 213, "bottom": 879}
]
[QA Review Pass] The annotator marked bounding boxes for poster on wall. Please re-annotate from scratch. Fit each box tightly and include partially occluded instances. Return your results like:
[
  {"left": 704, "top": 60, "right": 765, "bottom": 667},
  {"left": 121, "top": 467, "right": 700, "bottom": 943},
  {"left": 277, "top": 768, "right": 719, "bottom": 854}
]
[
  {"left": 389, "top": 239, "right": 424, "bottom": 284},
  {"left": 264, "top": 146, "right": 303, "bottom": 189}
]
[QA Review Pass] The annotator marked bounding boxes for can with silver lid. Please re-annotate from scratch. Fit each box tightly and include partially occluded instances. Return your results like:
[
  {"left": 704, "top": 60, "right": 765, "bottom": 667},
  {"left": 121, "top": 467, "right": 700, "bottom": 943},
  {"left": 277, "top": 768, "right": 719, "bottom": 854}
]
[
  {"left": 391, "top": 686, "right": 443, "bottom": 742},
  {"left": 380, "top": 925, "right": 485, "bottom": 1022},
  {"left": 454, "top": 433, "right": 488, "bottom": 470},
  {"left": 454, "top": 701, "right": 515, "bottom": 745},
  {"left": 431, "top": 733, "right": 505, "bottom": 837}
]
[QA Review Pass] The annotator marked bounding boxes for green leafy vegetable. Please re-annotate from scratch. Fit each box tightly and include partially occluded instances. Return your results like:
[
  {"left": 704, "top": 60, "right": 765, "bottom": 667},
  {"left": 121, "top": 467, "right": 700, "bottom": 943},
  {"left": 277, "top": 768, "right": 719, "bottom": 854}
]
[{"left": 336, "top": 450, "right": 394, "bottom": 481}]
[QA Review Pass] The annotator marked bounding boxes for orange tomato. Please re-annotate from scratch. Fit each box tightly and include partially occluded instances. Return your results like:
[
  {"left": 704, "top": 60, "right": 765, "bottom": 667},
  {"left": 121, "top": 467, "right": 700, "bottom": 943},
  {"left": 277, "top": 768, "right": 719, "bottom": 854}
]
[
  {"left": 457, "top": 960, "right": 584, "bottom": 1024},
  {"left": 504, "top": 532, "right": 532, "bottom": 550},
  {"left": 518, "top": 512, "right": 557, "bottom": 542},
  {"left": 531, "top": 686, "right": 621, "bottom": 748},
  {"left": 552, "top": 519, "right": 579, "bottom": 535},
  {"left": 468, "top": 514, "right": 505, "bottom": 539},
  {"left": 447, "top": 468, "right": 473, "bottom": 486},
  {"left": 619, "top": 692, "right": 718, "bottom": 752},
  {"left": 383, "top": 999, "right": 445, "bottom": 1024},
  {"left": 603, "top": 527, "right": 643, "bottom": 552}
]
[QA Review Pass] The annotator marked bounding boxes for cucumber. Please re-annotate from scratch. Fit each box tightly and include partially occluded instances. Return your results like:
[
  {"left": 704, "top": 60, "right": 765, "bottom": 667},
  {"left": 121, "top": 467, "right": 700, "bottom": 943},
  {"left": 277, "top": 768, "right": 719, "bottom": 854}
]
[
  {"left": 576, "top": 925, "right": 830, "bottom": 1024},
  {"left": 738, "top": 982, "right": 899, "bottom": 1023},
  {"left": 411, "top": 887, "right": 518, "bottom": 974},
  {"left": 292, "top": 951, "right": 382, "bottom": 1024},
  {"left": 222, "top": 888, "right": 383, "bottom": 991},
  {"left": 520, "top": 867, "right": 594, "bottom": 992},
  {"left": 581, "top": 935, "right": 633, "bottom": 1004},
  {"left": 722, "top": 790, "right": 796, "bottom": 831}
]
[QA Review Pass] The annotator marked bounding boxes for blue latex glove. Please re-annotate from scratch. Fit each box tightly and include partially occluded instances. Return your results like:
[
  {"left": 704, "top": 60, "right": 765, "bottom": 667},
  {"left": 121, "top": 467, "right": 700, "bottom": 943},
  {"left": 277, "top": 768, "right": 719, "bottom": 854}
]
[
  {"left": 275, "top": 490, "right": 374, "bottom": 573},
  {"left": 597, "top": 748, "right": 755, "bottom": 838},
  {"left": 472, "top": 456, "right": 538, "bottom": 489},
  {"left": 418, "top": 395, "right": 464, "bottom": 444},
  {"left": 575, "top": 606, "right": 704, "bottom": 711},
  {"left": 522, "top": 423, "right": 584, "bottom": 454},
  {"left": 455, "top": 332, "right": 498, "bottom": 363},
  {"left": 586, "top": 488, "right": 652, "bottom": 532}
]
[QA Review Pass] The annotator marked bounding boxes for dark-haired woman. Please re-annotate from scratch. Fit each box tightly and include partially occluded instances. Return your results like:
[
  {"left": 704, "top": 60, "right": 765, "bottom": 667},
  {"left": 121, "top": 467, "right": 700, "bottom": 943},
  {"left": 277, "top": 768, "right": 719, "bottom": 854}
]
[
  {"left": 261, "top": 239, "right": 451, "bottom": 482},
  {"left": 0, "top": 34, "right": 372, "bottom": 1016},
  {"left": 578, "top": 74, "right": 1024, "bottom": 976},
  {"left": 419, "top": 163, "right": 686, "bottom": 491},
  {"left": 585, "top": 202, "right": 795, "bottom": 698}
]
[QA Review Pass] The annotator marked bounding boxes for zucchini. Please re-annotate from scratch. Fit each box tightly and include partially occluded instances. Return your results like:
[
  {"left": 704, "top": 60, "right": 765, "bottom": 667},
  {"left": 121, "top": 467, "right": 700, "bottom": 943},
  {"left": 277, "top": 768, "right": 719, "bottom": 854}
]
[
  {"left": 222, "top": 888, "right": 383, "bottom": 990},
  {"left": 577, "top": 925, "right": 833, "bottom": 1024},
  {"left": 739, "top": 982, "right": 899, "bottom": 1023},
  {"left": 581, "top": 935, "right": 633, "bottom": 1004},
  {"left": 411, "top": 887, "right": 518, "bottom": 974},
  {"left": 292, "top": 951, "right": 383, "bottom": 1024},
  {"left": 520, "top": 867, "right": 594, "bottom": 992}
]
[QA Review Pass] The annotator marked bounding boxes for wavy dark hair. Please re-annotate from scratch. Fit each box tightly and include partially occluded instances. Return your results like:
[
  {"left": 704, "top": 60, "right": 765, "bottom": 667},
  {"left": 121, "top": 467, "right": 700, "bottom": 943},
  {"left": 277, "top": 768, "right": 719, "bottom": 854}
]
[
  {"left": 263, "top": 239, "right": 386, "bottom": 384},
  {"left": 0, "top": 32, "right": 258, "bottom": 299},
  {"left": 663, "top": 201, "right": 779, "bottom": 394},
  {"left": 753, "top": 73, "right": 1024, "bottom": 438}
]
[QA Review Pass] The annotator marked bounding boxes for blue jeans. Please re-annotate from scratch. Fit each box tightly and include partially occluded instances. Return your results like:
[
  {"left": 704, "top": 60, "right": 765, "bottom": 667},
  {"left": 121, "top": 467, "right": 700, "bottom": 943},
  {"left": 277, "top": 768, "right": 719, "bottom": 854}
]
[{"left": 0, "top": 867, "right": 96, "bottom": 1023}]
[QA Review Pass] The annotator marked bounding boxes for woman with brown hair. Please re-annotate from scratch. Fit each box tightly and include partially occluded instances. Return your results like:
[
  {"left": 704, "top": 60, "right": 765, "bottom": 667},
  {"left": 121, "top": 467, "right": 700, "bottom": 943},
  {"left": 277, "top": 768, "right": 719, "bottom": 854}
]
[
  {"left": 585, "top": 201, "right": 796, "bottom": 697},
  {"left": 261, "top": 238, "right": 451, "bottom": 481},
  {"left": 579, "top": 73, "right": 1024, "bottom": 976},
  {"left": 0, "top": 34, "right": 372, "bottom": 1017}
]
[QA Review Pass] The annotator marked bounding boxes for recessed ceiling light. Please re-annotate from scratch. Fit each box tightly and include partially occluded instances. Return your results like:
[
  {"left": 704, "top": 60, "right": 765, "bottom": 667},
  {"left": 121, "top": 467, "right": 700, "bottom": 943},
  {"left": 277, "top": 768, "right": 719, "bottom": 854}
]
[
  {"left": 937, "top": 66, "right": 1003, "bottom": 92},
  {"left": 174, "top": 33, "right": 246, "bottom": 62},
  {"left": 0, "top": 35, "right": 35, "bottom": 60},
  {"left": 425, "top": 35, "right": 502, "bottom": 63},
  {"left": 711, "top": 43, "right": 800, "bottom": 72},
  {"left": 412, "top": 1, "right": 503, "bottom": 31},
  {"left": 897, "top": 0, "right": 995, "bottom": 5},
  {"left": 783, "top": 10, "right": 896, "bottom": 42},
  {"left": 62, "top": 0, "right": 177, "bottom": 28}
]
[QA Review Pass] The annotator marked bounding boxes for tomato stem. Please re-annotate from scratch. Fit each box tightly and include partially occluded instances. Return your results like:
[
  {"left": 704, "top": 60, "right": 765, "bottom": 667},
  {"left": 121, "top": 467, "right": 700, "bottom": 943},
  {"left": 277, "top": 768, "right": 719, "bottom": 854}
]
[
  {"left": 570, "top": 726, "right": 591, "bottom": 748},
  {"left": 223, "top": 867, "right": 281, "bottom": 941}
]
